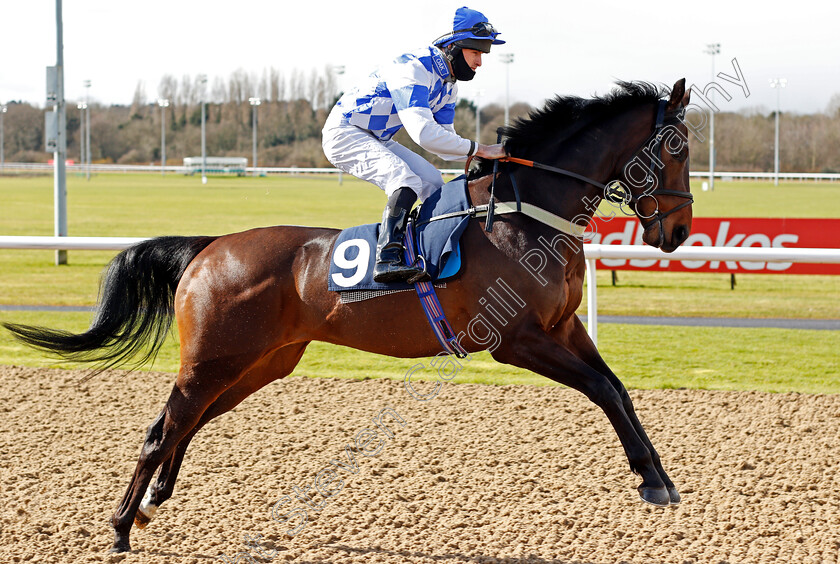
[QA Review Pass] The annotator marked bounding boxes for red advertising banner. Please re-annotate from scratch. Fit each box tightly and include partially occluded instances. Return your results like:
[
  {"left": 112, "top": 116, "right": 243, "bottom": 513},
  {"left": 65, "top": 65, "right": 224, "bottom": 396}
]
[{"left": 586, "top": 217, "right": 840, "bottom": 274}]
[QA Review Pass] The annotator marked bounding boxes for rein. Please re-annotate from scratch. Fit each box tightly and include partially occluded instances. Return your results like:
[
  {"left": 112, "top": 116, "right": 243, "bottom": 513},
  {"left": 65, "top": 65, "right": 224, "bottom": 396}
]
[{"left": 500, "top": 156, "right": 607, "bottom": 190}]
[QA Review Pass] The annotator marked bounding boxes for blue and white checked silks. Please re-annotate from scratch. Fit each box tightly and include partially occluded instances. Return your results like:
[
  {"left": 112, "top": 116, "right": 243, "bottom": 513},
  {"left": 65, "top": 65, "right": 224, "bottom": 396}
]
[
  {"left": 330, "top": 46, "right": 463, "bottom": 149},
  {"left": 322, "top": 45, "right": 474, "bottom": 200}
]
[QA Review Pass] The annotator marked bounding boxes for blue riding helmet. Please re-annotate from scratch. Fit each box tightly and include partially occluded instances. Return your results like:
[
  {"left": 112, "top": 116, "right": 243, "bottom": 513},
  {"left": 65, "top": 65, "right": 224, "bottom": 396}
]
[{"left": 434, "top": 6, "right": 505, "bottom": 53}]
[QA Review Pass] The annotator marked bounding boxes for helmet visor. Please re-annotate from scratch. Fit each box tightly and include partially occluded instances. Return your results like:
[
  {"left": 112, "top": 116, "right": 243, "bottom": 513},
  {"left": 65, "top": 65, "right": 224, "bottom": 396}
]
[{"left": 452, "top": 21, "right": 499, "bottom": 38}]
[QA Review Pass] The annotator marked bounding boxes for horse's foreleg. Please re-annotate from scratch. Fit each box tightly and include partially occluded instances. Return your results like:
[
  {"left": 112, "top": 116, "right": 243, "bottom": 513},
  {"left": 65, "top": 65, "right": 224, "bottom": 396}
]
[
  {"left": 135, "top": 343, "right": 310, "bottom": 531},
  {"left": 558, "top": 316, "right": 680, "bottom": 504},
  {"left": 492, "top": 322, "right": 670, "bottom": 507}
]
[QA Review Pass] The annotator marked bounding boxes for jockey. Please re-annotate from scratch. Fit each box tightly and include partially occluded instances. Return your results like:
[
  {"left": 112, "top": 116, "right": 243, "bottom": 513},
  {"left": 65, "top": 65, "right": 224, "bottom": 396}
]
[{"left": 322, "top": 6, "right": 507, "bottom": 283}]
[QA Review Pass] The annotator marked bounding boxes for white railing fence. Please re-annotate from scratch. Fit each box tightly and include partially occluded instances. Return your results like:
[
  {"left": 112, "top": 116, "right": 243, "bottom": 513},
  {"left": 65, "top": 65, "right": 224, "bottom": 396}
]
[
  {"left": 2, "top": 236, "right": 838, "bottom": 345},
  {"left": 2, "top": 162, "right": 840, "bottom": 182},
  {"left": 582, "top": 245, "right": 840, "bottom": 345}
]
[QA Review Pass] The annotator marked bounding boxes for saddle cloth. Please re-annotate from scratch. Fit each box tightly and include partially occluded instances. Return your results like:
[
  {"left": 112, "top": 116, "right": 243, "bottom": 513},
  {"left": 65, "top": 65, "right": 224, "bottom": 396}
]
[{"left": 328, "top": 177, "right": 472, "bottom": 292}]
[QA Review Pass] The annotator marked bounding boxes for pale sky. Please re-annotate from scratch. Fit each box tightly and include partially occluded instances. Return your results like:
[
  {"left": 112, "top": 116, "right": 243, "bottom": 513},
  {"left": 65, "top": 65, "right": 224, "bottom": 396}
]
[{"left": 2, "top": 0, "right": 838, "bottom": 115}]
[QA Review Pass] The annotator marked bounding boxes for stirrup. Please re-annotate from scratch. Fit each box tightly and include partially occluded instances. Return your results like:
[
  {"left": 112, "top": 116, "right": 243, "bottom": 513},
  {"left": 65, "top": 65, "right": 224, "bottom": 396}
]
[{"left": 405, "top": 255, "right": 430, "bottom": 284}]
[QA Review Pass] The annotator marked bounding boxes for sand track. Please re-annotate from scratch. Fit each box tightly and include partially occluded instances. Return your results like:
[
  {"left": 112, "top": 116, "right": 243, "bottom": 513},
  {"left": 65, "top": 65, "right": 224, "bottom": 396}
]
[{"left": 2, "top": 364, "right": 839, "bottom": 563}]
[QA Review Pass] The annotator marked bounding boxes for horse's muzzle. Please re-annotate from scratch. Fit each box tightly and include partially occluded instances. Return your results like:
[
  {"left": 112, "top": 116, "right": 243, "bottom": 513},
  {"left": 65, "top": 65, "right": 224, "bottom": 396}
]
[
  {"left": 643, "top": 221, "right": 690, "bottom": 253},
  {"left": 670, "top": 224, "right": 690, "bottom": 249}
]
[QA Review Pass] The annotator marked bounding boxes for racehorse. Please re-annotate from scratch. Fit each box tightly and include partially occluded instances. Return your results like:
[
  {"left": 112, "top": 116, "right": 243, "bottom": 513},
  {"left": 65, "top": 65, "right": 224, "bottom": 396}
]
[{"left": 4, "top": 79, "right": 693, "bottom": 553}]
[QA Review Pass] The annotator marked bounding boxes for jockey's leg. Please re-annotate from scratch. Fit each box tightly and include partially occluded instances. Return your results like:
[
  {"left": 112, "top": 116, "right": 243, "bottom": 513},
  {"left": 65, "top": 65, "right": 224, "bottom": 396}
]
[
  {"left": 370, "top": 141, "right": 444, "bottom": 282},
  {"left": 321, "top": 125, "right": 444, "bottom": 203},
  {"left": 372, "top": 186, "right": 424, "bottom": 283},
  {"left": 322, "top": 126, "right": 441, "bottom": 282},
  {"left": 384, "top": 140, "right": 444, "bottom": 203}
]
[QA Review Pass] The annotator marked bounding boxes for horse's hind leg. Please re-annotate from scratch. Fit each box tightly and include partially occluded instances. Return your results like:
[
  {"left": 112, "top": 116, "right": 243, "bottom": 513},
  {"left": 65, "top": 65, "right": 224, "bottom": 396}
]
[
  {"left": 109, "top": 357, "right": 253, "bottom": 553},
  {"left": 132, "top": 426, "right": 196, "bottom": 530},
  {"left": 134, "top": 343, "right": 309, "bottom": 531},
  {"left": 561, "top": 315, "right": 680, "bottom": 504}
]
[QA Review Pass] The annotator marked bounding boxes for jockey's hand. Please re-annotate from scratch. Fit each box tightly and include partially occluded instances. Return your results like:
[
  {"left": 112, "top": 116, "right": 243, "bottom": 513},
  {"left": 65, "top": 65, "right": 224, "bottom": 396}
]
[{"left": 475, "top": 143, "right": 506, "bottom": 160}]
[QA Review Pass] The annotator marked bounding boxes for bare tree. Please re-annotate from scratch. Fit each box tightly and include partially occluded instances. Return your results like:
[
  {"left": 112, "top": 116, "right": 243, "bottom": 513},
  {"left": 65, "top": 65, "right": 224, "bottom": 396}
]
[
  {"left": 228, "top": 68, "right": 252, "bottom": 105},
  {"left": 130, "top": 81, "right": 147, "bottom": 117},
  {"left": 6, "top": 72, "right": 840, "bottom": 170},
  {"left": 211, "top": 77, "right": 227, "bottom": 104},
  {"left": 259, "top": 69, "right": 270, "bottom": 102},
  {"left": 826, "top": 93, "right": 840, "bottom": 118},
  {"left": 288, "top": 69, "right": 304, "bottom": 101},
  {"left": 179, "top": 74, "right": 196, "bottom": 106},
  {"left": 270, "top": 67, "right": 284, "bottom": 102},
  {"left": 158, "top": 75, "right": 178, "bottom": 105}
]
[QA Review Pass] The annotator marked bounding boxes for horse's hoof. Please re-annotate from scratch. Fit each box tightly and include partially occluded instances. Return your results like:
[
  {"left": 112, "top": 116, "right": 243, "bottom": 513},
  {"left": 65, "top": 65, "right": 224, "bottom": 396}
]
[
  {"left": 136, "top": 486, "right": 158, "bottom": 529},
  {"left": 637, "top": 485, "right": 671, "bottom": 507},
  {"left": 667, "top": 486, "right": 681, "bottom": 505},
  {"left": 134, "top": 510, "right": 152, "bottom": 529},
  {"left": 110, "top": 530, "right": 132, "bottom": 553},
  {"left": 109, "top": 541, "right": 131, "bottom": 553}
]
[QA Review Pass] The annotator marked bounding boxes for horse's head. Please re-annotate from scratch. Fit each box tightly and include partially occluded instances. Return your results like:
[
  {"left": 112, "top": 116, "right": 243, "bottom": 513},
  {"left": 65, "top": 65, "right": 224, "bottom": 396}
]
[
  {"left": 472, "top": 79, "right": 694, "bottom": 252},
  {"left": 614, "top": 78, "right": 693, "bottom": 252}
]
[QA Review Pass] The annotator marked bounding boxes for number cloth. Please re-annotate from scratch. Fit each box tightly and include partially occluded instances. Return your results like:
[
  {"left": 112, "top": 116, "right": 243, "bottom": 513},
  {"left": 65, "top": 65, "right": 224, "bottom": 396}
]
[{"left": 328, "top": 177, "right": 472, "bottom": 291}]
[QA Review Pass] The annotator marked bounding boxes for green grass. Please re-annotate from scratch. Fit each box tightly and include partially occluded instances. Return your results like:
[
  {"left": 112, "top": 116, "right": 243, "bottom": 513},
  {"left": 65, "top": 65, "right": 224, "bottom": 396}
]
[
  {"left": 2, "top": 312, "right": 837, "bottom": 394},
  {"left": 0, "top": 173, "right": 387, "bottom": 304},
  {"left": 1, "top": 175, "right": 838, "bottom": 315},
  {"left": 0, "top": 173, "right": 386, "bottom": 237},
  {"left": 687, "top": 179, "right": 840, "bottom": 218},
  {"left": 1, "top": 174, "right": 838, "bottom": 393},
  {"left": 582, "top": 270, "right": 840, "bottom": 319}
]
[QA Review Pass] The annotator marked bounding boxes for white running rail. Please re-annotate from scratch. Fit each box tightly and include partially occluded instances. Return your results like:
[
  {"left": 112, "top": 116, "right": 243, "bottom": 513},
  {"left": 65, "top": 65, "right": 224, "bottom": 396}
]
[
  {"left": 2, "top": 162, "right": 840, "bottom": 181},
  {"left": 2, "top": 236, "right": 839, "bottom": 345}
]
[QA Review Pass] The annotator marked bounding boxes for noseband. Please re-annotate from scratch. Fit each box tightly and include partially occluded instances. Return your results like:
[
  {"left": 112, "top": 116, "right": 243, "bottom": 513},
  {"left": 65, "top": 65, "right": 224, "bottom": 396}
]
[{"left": 492, "top": 99, "right": 693, "bottom": 246}]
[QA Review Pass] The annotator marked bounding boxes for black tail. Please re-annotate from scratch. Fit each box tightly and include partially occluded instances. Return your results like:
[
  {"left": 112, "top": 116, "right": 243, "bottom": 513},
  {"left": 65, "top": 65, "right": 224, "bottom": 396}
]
[{"left": 3, "top": 236, "right": 217, "bottom": 375}]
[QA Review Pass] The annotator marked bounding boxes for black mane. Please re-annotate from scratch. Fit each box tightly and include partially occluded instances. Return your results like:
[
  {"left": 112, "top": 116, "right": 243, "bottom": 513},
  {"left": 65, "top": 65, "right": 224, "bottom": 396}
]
[{"left": 471, "top": 81, "right": 670, "bottom": 177}]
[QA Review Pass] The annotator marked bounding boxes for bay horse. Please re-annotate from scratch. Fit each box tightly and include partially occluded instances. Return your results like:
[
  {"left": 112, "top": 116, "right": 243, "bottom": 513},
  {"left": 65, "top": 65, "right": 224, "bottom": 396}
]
[{"left": 5, "top": 79, "right": 693, "bottom": 553}]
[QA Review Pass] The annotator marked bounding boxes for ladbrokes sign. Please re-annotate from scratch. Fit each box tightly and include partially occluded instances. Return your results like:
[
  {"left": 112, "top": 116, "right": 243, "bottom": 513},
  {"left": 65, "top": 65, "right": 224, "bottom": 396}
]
[{"left": 586, "top": 218, "right": 840, "bottom": 275}]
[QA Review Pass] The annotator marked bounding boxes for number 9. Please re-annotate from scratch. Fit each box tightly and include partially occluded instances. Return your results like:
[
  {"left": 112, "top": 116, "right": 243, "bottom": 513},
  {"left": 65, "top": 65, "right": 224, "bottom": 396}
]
[{"left": 331, "top": 239, "right": 371, "bottom": 288}]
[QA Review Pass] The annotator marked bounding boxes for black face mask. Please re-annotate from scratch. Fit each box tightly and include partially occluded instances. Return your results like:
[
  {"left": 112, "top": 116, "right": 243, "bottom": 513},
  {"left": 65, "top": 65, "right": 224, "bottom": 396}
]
[{"left": 452, "top": 49, "right": 476, "bottom": 81}]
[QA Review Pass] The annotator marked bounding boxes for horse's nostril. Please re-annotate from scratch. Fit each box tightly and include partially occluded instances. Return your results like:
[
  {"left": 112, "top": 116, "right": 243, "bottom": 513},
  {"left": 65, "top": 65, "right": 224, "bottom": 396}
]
[{"left": 673, "top": 225, "right": 689, "bottom": 246}]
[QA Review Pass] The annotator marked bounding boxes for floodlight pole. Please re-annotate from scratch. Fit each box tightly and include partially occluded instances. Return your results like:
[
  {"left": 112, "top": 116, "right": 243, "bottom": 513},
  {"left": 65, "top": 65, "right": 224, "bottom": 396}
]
[
  {"left": 704, "top": 43, "right": 720, "bottom": 191},
  {"left": 769, "top": 78, "right": 787, "bottom": 187},
  {"left": 84, "top": 79, "right": 91, "bottom": 180},
  {"left": 199, "top": 75, "right": 207, "bottom": 184},
  {"left": 249, "top": 97, "right": 261, "bottom": 176},
  {"left": 474, "top": 90, "right": 484, "bottom": 143},
  {"left": 0, "top": 105, "right": 7, "bottom": 170},
  {"left": 500, "top": 53, "right": 514, "bottom": 126},
  {"left": 332, "top": 65, "right": 345, "bottom": 185},
  {"left": 54, "top": 0, "right": 68, "bottom": 265},
  {"left": 77, "top": 102, "right": 86, "bottom": 167},
  {"left": 158, "top": 98, "right": 169, "bottom": 176},
  {"left": 332, "top": 65, "right": 345, "bottom": 100}
]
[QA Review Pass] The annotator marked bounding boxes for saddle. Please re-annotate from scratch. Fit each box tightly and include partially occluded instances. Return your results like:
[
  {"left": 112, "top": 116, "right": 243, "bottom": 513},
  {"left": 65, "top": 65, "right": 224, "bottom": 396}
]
[{"left": 328, "top": 177, "right": 472, "bottom": 293}]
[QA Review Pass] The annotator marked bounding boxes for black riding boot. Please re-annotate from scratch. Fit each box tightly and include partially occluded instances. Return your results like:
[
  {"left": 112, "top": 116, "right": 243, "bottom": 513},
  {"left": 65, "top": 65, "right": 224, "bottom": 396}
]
[{"left": 372, "top": 187, "right": 423, "bottom": 283}]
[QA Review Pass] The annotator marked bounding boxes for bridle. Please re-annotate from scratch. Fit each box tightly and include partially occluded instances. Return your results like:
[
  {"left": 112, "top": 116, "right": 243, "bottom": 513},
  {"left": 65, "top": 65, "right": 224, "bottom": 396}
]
[
  {"left": 481, "top": 99, "right": 693, "bottom": 246},
  {"left": 616, "top": 100, "right": 693, "bottom": 246}
]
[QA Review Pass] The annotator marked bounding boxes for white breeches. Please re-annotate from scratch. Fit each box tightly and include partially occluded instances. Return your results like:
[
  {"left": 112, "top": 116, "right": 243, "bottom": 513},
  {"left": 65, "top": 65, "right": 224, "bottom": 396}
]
[{"left": 322, "top": 123, "right": 444, "bottom": 202}]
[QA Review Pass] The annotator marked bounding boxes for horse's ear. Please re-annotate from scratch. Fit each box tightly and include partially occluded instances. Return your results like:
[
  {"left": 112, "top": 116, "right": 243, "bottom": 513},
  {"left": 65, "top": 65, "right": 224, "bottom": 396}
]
[{"left": 667, "top": 78, "right": 687, "bottom": 109}]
